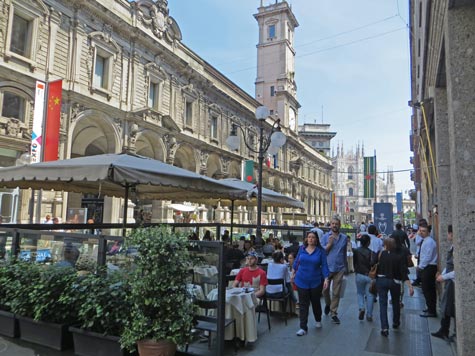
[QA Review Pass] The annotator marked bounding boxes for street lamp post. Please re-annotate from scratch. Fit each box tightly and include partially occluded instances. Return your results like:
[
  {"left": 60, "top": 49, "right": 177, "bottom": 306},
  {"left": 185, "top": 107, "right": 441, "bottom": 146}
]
[{"left": 226, "top": 106, "right": 286, "bottom": 239}]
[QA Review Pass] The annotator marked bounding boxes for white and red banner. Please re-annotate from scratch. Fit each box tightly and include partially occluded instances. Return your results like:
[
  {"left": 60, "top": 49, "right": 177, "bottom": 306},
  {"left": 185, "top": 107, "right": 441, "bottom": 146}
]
[{"left": 31, "top": 81, "right": 45, "bottom": 163}]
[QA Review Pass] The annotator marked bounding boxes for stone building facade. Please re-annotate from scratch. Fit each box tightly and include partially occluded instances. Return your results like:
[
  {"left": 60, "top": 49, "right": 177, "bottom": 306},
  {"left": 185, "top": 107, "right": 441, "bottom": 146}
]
[
  {"left": 332, "top": 143, "right": 395, "bottom": 224},
  {"left": 0, "top": 0, "right": 332, "bottom": 225},
  {"left": 298, "top": 123, "right": 336, "bottom": 157},
  {"left": 409, "top": 1, "right": 475, "bottom": 354}
]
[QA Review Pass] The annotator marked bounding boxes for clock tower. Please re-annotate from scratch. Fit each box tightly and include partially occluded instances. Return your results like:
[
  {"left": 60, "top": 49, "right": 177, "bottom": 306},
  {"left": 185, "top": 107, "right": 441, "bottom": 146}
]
[{"left": 254, "top": 0, "right": 300, "bottom": 132}]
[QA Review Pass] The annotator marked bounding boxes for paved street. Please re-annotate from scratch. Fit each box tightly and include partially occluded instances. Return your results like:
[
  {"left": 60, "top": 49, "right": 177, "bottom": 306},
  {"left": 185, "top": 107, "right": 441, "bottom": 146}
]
[
  {"left": 221, "top": 269, "right": 456, "bottom": 356},
  {"left": 0, "top": 270, "right": 455, "bottom": 356}
]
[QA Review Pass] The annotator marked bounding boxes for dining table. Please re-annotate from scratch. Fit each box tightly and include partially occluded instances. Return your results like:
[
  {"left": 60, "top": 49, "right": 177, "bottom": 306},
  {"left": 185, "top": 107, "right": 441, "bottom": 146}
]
[{"left": 207, "top": 287, "right": 258, "bottom": 342}]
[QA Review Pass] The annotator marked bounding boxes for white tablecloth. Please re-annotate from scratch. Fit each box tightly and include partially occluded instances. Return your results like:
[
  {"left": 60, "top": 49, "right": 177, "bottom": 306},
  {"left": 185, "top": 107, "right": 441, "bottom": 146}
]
[
  {"left": 187, "top": 284, "right": 205, "bottom": 300},
  {"left": 193, "top": 265, "right": 218, "bottom": 277},
  {"left": 207, "top": 288, "right": 258, "bottom": 342}
]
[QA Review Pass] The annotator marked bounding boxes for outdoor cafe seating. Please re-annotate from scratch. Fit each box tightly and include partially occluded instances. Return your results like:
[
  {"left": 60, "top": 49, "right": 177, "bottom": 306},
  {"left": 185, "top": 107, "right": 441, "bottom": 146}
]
[{"left": 207, "top": 287, "right": 258, "bottom": 343}]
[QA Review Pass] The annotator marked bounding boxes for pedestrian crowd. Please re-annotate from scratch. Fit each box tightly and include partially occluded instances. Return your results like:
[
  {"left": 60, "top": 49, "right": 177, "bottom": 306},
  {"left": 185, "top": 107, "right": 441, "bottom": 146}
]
[{"left": 217, "top": 216, "right": 456, "bottom": 342}]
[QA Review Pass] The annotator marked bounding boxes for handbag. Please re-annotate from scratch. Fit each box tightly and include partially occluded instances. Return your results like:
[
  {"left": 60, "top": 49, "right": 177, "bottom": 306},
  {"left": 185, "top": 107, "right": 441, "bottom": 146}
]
[
  {"left": 368, "top": 263, "right": 378, "bottom": 279},
  {"left": 407, "top": 254, "right": 414, "bottom": 267}
]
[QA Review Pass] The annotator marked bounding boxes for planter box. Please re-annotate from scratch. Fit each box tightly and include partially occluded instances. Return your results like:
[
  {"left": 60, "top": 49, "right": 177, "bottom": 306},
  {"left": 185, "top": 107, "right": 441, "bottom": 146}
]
[
  {"left": 70, "top": 326, "right": 126, "bottom": 356},
  {"left": 0, "top": 310, "right": 19, "bottom": 338},
  {"left": 18, "top": 316, "right": 73, "bottom": 350}
]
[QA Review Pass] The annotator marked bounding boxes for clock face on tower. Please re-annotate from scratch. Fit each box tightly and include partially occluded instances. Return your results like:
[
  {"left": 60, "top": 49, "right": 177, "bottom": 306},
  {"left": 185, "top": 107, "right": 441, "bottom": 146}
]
[{"left": 289, "top": 108, "right": 296, "bottom": 131}]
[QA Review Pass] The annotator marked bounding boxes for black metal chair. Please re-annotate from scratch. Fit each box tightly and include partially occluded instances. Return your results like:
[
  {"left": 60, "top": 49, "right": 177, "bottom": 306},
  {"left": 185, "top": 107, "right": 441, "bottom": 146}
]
[
  {"left": 256, "top": 294, "right": 271, "bottom": 331},
  {"left": 266, "top": 278, "right": 291, "bottom": 325},
  {"left": 189, "top": 299, "right": 237, "bottom": 351}
]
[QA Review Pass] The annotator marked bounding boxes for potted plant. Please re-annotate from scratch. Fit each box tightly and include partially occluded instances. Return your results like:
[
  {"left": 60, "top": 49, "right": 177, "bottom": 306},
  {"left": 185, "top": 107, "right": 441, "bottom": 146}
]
[
  {"left": 120, "top": 226, "right": 195, "bottom": 356},
  {"left": 70, "top": 269, "right": 132, "bottom": 356},
  {"left": 9, "top": 261, "right": 78, "bottom": 350},
  {"left": 0, "top": 261, "right": 19, "bottom": 337}
]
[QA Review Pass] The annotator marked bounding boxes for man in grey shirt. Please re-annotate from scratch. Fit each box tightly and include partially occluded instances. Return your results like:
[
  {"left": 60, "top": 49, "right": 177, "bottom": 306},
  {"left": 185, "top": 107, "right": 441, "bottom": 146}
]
[{"left": 321, "top": 217, "right": 348, "bottom": 324}]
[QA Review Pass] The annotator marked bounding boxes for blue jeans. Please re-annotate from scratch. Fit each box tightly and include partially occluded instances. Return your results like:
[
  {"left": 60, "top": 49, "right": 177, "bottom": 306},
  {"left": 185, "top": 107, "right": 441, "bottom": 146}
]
[
  {"left": 355, "top": 273, "right": 374, "bottom": 317},
  {"left": 376, "top": 277, "right": 401, "bottom": 330}
]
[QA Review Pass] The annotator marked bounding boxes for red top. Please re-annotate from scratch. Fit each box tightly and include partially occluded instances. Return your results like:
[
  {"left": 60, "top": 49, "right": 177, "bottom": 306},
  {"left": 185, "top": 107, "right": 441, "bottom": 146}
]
[{"left": 235, "top": 267, "right": 268, "bottom": 287}]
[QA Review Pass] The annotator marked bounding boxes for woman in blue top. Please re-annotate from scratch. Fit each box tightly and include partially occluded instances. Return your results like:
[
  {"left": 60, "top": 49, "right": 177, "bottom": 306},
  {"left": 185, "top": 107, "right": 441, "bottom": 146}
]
[{"left": 291, "top": 231, "right": 330, "bottom": 336}]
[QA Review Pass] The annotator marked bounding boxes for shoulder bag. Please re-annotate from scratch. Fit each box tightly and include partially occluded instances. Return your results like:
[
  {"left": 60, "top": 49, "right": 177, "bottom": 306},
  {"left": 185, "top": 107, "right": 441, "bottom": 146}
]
[
  {"left": 368, "top": 250, "right": 382, "bottom": 279},
  {"left": 368, "top": 263, "right": 378, "bottom": 279}
]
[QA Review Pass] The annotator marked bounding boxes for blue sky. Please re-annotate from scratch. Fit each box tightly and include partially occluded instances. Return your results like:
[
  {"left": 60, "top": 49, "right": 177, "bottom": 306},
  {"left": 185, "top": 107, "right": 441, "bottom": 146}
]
[{"left": 169, "top": 0, "right": 413, "bottom": 196}]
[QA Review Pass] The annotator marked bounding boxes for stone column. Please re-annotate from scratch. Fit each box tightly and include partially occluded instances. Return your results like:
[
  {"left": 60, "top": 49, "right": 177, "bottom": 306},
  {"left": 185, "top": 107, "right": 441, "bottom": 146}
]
[
  {"left": 445, "top": 5, "right": 475, "bottom": 355},
  {"left": 151, "top": 200, "right": 173, "bottom": 223},
  {"left": 433, "top": 87, "right": 452, "bottom": 264}
]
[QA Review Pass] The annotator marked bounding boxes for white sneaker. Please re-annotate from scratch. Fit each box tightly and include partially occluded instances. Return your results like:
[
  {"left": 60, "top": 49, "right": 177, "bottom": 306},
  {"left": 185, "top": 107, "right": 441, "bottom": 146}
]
[
  {"left": 315, "top": 322, "right": 322, "bottom": 328},
  {"left": 296, "top": 329, "right": 307, "bottom": 336}
]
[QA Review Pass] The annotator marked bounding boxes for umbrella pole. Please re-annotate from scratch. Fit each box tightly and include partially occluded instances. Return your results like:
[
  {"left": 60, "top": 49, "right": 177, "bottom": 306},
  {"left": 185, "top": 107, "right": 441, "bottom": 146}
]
[
  {"left": 122, "top": 184, "right": 129, "bottom": 237},
  {"left": 230, "top": 200, "right": 235, "bottom": 241}
]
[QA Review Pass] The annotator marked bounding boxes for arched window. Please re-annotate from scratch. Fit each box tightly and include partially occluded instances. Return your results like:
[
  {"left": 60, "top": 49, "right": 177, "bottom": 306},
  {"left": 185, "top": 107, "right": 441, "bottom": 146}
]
[
  {"left": 348, "top": 166, "right": 354, "bottom": 180},
  {"left": 349, "top": 187, "right": 354, "bottom": 196},
  {"left": 1, "top": 90, "right": 26, "bottom": 121}
]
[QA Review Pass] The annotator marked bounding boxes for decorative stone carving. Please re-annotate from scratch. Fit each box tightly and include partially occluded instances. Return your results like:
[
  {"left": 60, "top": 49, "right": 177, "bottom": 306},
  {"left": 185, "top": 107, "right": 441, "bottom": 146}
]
[
  {"left": 135, "top": 0, "right": 182, "bottom": 43},
  {"left": 71, "top": 103, "right": 85, "bottom": 123},
  {"left": 220, "top": 156, "right": 231, "bottom": 178},
  {"left": 290, "top": 157, "right": 302, "bottom": 175},
  {"left": 6, "top": 121, "right": 20, "bottom": 137},
  {"left": 164, "top": 134, "right": 179, "bottom": 164},
  {"left": 199, "top": 150, "right": 209, "bottom": 175},
  {"left": 127, "top": 122, "right": 140, "bottom": 152},
  {"left": 268, "top": 176, "right": 275, "bottom": 189},
  {"left": 102, "top": 23, "right": 113, "bottom": 42}
]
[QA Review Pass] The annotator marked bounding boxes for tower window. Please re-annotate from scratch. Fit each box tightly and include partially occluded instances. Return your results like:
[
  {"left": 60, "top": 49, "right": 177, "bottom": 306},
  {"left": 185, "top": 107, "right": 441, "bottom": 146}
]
[
  {"left": 270, "top": 86, "right": 275, "bottom": 97},
  {"left": 268, "top": 24, "right": 276, "bottom": 39}
]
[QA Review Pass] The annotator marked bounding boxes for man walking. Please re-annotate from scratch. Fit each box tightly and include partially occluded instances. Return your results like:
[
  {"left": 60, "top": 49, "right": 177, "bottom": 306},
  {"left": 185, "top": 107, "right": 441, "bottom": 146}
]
[
  {"left": 367, "top": 224, "right": 383, "bottom": 255},
  {"left": 391, "top": 222, "right": 410, "bottom": 249},
  {"left": 418, "top": 224, "right": 438, "bottom": 317},
  {"left": 321, "top": 217, "right": 348, "bottom": 324}
]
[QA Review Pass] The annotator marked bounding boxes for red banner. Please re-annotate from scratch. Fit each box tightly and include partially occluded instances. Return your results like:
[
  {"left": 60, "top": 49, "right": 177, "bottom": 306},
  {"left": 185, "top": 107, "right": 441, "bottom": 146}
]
[{"left": 43, "top": 80, "right": 62, "bottom": 161}]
